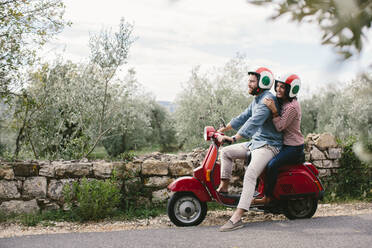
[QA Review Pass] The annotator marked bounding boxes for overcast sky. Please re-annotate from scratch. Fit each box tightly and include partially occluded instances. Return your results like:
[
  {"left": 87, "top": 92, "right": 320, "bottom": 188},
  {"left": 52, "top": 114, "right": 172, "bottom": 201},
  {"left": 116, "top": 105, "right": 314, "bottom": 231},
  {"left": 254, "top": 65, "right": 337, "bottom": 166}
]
[{"left": 43, "top": 0, "right": 371, "bottom": 102}]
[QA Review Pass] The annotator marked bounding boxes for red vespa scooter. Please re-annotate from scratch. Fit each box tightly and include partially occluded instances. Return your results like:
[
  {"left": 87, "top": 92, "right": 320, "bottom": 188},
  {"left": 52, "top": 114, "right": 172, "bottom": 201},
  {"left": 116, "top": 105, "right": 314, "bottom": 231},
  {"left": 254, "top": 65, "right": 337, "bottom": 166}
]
[{"left": 167, "top": 126, "right": 325, "bottom": 226}]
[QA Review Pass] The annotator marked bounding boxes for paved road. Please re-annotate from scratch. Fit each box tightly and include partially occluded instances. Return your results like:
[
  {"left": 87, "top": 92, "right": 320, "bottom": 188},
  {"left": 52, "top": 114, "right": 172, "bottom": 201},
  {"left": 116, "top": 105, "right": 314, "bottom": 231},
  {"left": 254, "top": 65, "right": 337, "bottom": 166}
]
[{"left": 1, "top": 214, "right": 371, "bottom": 248}]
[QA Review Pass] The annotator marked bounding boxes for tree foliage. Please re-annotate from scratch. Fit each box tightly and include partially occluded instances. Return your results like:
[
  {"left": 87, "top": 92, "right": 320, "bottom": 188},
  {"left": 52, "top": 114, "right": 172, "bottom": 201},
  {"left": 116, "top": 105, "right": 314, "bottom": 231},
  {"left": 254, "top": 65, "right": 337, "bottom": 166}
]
[
  {"left": 249, "top": 0, "right": 372, "bottom": 59},
  {"left": 84, "top": 18, "right": 134, "bottom": 157},
  {"left": 101, "top": 70, "right": 170, "bottom": 157},
  {"left": 301, "top": 75, "right": 372, "bottom": 143},
  {"left": 2, "top": 17, "right": 177, "bottom": 160},
  {"left": 174, "top": 55, "right": 252, "bottom": 149},
  {"left": 0, "top": 0, "right": 69, "bottom": 97},
  {"left": 148, "top": 102, "right": 177, "bottom": 152},
  {"left": 9, "top": 60, "right": 175, "bottom": 159},
  {"left": 3, "top": 18, "right": 173, "bottom": 160},
  {"left": 11, "top": 61, "right": 96, "bottom": 158}
]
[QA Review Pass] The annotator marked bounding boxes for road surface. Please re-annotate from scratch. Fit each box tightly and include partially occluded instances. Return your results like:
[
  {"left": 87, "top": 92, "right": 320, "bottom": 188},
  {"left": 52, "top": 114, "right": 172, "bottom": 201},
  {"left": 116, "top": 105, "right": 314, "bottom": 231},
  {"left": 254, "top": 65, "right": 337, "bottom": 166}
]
[{"left": 1, "top": 214, "right": 371, "bottom": 248}]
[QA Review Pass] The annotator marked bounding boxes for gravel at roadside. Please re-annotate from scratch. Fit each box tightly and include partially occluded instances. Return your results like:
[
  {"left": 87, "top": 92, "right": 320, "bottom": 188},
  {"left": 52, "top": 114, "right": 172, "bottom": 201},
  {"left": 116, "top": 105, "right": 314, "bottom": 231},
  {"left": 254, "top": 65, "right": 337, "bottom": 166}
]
[{"left": 1, "top": 202, "right": 371, "bottom": 238}]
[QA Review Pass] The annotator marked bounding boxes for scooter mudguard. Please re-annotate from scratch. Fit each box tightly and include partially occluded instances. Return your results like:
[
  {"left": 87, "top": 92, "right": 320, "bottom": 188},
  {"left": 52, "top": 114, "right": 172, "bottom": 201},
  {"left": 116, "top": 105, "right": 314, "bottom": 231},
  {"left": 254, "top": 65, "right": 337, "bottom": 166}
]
[{"left": 168, "top": 176, "right": 211, "bottom": 202}]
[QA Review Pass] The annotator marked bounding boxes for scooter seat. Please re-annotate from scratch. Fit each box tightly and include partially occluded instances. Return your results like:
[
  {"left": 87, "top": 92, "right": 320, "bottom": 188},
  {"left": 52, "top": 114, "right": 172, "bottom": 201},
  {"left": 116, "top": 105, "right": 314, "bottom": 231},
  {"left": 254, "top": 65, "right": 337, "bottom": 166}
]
[{"left": 278, "top": 153, "right": 306, "bottom": 170}]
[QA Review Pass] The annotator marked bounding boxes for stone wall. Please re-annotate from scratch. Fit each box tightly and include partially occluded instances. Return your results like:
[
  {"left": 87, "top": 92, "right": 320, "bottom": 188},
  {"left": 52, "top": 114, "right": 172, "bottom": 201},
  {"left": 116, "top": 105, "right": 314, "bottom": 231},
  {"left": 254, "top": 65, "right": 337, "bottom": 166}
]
[{"left": 0, "top": 133, "right": 342, "bottom": 214}]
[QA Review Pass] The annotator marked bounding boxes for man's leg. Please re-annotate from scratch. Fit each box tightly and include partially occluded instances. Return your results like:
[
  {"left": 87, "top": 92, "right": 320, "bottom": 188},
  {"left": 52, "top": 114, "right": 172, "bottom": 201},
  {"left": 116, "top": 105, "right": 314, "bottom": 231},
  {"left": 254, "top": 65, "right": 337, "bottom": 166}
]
[
  {"left": 228, "top": 145, "right": 278, "bottom": 224},
  {"left": 252, "top": 150, "right": 289, "bottom": 205},
  {"left": 217, "top": 143, "right": 249, "bottom": 193}
]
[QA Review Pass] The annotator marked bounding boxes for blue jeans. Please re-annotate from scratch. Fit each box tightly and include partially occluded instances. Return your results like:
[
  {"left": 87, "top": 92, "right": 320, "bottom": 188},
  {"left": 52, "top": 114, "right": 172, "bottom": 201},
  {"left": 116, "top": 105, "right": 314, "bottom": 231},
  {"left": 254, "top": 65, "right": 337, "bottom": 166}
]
[{"left": 265, "top": 144, "right": 304, "bottom": 197}]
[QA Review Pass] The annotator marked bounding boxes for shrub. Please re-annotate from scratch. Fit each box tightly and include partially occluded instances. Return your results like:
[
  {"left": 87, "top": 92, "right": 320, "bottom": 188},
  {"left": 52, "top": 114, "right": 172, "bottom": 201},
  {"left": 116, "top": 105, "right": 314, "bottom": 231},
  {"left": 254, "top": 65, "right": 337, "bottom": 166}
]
[
  {"left": 0, "top": 211, "right": 7, "bottom": 223},
  {"left": 0, "top": 142, "right": 6, "bottom": 156},
  {"left": 19, "top": 213, "right": 42, "bottom": 226},
  {"left": 64, "top": 175, "right": 121, "bottom": 221},
  {"left": 118, "top": 151, "right": 135, "bottom": 162},
  {"left": 116, "top": 164, "right": 153, "bottom": 211},
  {"left": 333, "top": 140, "right": 372, "bottom": 200},
  {"left": 60, "top": 136, "right": 90, "bottom": 160}
]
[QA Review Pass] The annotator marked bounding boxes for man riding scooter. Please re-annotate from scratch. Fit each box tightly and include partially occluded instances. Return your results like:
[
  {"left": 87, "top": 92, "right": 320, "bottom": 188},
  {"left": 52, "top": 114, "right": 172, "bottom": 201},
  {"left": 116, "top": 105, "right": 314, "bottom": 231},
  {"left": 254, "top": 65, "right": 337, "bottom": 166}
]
[{"left": 216, "top": 67, "right": 282, "bottom": 232}]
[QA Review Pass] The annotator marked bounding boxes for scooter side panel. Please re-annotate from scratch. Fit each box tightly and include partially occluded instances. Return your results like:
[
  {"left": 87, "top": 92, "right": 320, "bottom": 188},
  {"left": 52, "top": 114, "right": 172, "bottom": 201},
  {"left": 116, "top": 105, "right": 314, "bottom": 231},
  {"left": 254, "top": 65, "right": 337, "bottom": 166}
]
[
  {"left": 168, "top": 176, "right": 212, "bottom": 202},
  {"left": 205, "top": 145, "right": 218, "bottom": 171},
  {"left": 211, "top": 162, "right": 221, "bottom": 188},
  {"left": 274, "top": 169, "right": 319, "bottom": 199}
]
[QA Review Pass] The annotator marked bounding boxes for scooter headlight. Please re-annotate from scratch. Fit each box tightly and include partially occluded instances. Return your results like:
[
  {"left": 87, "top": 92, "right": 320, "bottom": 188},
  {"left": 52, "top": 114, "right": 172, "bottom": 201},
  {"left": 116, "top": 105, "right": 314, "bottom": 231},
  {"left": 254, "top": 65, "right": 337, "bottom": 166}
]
[{"left": 204, "top": 126, "right": 215, "bottom": 141}]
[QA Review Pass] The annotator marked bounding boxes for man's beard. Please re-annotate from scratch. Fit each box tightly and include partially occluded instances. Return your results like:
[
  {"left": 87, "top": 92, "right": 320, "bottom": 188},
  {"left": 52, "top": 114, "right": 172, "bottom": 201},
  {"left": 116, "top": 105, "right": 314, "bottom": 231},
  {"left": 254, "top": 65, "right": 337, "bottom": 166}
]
[{"left": 249, "top": 87, "right": 260, "bottom": 95}]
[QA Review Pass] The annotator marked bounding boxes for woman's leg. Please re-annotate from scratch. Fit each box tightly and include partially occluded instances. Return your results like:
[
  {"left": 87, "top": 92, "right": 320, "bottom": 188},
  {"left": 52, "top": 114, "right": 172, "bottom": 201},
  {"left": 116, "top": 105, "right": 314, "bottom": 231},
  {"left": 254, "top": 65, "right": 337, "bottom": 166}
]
[{"left": 265, "top": 144, "right": 305, "bottom": 197}]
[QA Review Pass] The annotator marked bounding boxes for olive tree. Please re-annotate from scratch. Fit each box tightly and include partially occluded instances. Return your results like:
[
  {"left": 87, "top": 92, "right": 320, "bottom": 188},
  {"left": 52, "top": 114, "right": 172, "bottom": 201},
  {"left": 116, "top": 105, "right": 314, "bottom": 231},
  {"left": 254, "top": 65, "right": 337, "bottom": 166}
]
[
  {"left": 0, "top": 0, "right": 69, "bottom": 97},
  {"left": 12, "top": 61, "right": 155, "bottom": 159},
  {"left": 323, "top": 77, "right": 371, "bottom": 141},
  {"left": 85, "top": 18, "right": 135, "bottom": 157},
  {"left": 148, "top": 101, "right": 177, "bottom": 152},
  {"left": 175, "top": 55, "right": 252, "bottom": 149},
  {"left": 101, "top": 69, "right": 156, "bottom": 157},
  {"left": 10, "top": 17, "right": 177, "bottom": 159},
  {"left": 300, "top": 75, "right": 372, "bottom": 143},
  {"left": 12, "top": 61, "right": 93, "bottom": 158},
  {"left": 10, "top": 19, "right": 136, "bottom": 159}
]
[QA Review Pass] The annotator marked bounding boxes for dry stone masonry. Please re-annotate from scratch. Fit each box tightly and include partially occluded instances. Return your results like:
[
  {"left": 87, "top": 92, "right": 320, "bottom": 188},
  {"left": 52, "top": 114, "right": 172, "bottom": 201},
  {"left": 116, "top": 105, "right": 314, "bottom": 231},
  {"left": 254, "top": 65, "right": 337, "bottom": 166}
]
[
  {"left": 0, "top": 133, "right": 342, "bottom": 214},
  {"left": 305, "top": 133, "right": 342, "bottom": 178}
]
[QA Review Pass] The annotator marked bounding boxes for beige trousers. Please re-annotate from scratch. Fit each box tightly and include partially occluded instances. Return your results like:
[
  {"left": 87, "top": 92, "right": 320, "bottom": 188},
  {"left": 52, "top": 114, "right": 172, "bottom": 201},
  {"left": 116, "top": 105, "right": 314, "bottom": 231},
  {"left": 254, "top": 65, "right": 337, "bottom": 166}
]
[{"left": 220, "top": 143, "right": 279, "bottom": 211}]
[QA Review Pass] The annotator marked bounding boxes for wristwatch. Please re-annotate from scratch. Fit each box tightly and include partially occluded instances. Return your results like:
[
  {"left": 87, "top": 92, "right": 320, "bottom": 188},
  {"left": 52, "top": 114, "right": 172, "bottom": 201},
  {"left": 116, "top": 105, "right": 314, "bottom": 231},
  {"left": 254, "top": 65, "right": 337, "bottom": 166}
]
[{"left": 232, "top": 136, "right": 237, "bottom": 143}]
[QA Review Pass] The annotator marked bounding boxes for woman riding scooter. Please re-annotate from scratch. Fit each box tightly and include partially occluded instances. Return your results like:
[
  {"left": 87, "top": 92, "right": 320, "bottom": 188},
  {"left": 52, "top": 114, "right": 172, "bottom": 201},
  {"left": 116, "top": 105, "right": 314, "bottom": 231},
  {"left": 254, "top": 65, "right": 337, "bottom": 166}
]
[{"left": 255, "top": 74, "right": 305, "bottom": 205}]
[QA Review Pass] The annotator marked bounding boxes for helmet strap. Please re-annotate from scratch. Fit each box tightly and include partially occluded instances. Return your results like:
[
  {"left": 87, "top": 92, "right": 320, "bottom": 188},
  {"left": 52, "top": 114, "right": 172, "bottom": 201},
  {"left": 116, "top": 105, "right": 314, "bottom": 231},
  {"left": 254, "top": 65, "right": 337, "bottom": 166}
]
[{"left": 251, "top": 87, "right": 262, "bottom": 95}]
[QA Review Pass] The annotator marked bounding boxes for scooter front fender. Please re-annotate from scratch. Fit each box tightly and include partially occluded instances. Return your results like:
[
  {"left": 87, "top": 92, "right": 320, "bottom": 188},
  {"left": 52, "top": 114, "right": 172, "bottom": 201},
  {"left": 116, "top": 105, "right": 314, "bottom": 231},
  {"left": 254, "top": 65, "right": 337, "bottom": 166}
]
[{"left": 168, "top": 176, "right": 211, "bottom": 202}]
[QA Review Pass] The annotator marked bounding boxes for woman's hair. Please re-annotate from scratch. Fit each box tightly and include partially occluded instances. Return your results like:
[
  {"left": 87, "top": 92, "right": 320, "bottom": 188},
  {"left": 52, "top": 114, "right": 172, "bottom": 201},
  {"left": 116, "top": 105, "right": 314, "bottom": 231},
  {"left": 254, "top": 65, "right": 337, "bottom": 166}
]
[{"left": 276, "top": 84, "right": 297, "bottom": 113}]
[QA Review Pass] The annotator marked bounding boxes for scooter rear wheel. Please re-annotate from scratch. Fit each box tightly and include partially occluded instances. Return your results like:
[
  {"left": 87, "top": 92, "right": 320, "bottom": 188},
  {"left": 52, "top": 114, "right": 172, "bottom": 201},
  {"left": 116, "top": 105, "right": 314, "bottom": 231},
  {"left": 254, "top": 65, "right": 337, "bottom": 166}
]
[
  {"left": 284, "top": 197, "right": 318, "bottom": 220},
  {"left": 167, "top": 192, "right": 207, "bottom": 226}
]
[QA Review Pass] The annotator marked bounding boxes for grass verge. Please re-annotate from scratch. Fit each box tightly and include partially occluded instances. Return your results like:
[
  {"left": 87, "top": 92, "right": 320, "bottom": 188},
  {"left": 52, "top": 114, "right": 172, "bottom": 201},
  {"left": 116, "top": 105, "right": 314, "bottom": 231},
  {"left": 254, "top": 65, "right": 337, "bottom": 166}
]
[{"left": 0, "top": 203, "right": 167, "bottom": 227}]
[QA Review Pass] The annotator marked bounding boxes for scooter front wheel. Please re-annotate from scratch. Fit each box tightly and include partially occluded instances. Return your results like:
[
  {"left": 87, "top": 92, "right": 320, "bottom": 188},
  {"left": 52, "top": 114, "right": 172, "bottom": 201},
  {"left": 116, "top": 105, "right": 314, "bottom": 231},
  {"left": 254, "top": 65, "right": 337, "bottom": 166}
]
[{"left": 167, "top": 192, "right": 207, "bottom": 226}]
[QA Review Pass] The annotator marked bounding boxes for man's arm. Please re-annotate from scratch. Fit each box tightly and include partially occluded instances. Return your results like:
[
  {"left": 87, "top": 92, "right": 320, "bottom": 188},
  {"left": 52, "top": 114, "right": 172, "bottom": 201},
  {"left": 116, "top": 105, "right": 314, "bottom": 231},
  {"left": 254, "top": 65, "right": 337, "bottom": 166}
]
[
  {"left": 218, "top": 123, "right": 233, "bottom": 133},
  {"left": 217, "top": 105, "right": 252, "bottom": 143},
  {"left": 229, "top": 104, "right": 253, "bottom": 131},
  {"left": 237, "top": 102, "right": 271, "bottom": 139}
]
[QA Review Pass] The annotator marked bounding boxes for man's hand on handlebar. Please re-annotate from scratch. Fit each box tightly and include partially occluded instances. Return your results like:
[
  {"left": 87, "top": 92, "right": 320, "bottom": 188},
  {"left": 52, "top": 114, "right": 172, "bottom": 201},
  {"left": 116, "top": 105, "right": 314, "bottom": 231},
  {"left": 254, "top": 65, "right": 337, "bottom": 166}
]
[{"left": 217, "top": 135, "right": 234, "bottom": 144}]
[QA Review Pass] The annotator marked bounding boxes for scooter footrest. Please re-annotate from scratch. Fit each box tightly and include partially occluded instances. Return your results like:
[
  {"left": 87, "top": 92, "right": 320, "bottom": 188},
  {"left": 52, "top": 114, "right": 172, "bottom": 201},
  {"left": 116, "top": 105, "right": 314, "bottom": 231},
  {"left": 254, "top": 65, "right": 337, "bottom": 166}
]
[
  {"left": 219, "top": 193, "right": 241, "bottom": 206},
  {"left": 249, "top": 207, "right": 265, "bottom": 212},
  {"left": 220, "top": 193, "right": 241, "bottom": 200}
]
